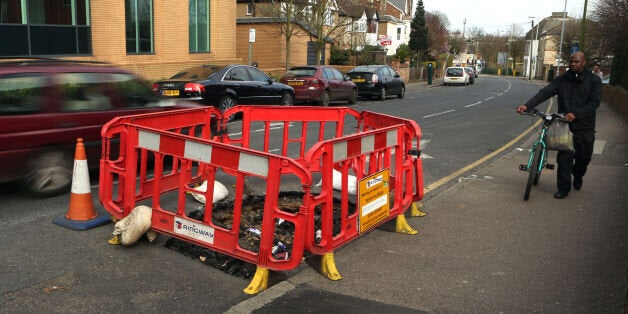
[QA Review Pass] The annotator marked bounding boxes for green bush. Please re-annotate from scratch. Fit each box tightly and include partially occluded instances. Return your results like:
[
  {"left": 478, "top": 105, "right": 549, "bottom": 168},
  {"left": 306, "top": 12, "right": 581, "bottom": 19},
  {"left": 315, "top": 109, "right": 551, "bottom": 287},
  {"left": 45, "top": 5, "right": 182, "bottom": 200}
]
[{"left": 330, "top": 48, "right": 350, "bottom": 65}]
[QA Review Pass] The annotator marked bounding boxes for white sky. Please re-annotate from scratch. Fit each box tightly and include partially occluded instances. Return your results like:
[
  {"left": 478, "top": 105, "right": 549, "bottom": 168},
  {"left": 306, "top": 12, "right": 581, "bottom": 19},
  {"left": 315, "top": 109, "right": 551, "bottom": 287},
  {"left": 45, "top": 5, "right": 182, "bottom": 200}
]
[{"left": 421, "top": 0, "right": 593, "bottom": 35}]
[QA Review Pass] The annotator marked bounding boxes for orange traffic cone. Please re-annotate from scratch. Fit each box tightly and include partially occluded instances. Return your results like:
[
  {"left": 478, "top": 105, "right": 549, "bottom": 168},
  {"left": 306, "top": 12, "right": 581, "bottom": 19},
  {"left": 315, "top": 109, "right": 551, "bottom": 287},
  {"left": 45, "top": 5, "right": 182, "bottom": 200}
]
[{"left": 53, "top": 138, "right": 110, "bottom": 230}]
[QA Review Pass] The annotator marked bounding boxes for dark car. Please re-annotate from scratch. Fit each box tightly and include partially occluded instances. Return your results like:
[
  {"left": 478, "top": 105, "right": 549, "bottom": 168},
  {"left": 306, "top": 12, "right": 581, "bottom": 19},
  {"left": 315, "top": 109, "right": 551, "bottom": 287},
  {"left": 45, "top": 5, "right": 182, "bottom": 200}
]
[
  {"left": 0, "top": 58, "right": 205, "bottom": 197},
  {"left": 346, "top": 65, "right": 405, "bottom": 100},
  {"left": 279, "top": 66, "right": 357, "bottom": 106},
  {"left": 464, "top": 67, "right": 476, "bottom": 84},
  {"left": 152, "top": 64, "right": 295, "bottom": 112}
]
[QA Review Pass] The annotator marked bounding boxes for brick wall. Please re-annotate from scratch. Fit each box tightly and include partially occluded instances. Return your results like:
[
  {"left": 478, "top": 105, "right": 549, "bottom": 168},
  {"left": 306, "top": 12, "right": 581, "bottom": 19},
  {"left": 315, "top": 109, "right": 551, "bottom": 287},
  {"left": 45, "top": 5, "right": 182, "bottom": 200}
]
[{"left": 81, "top": 0, "right": 241, "bottom": 80}]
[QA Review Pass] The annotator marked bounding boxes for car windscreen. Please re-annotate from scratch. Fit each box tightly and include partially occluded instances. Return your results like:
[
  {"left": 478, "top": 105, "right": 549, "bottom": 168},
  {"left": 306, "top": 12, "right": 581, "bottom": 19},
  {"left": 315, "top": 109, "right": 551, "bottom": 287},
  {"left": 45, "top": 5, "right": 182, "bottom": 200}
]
[
  {"left": 285, "top": 68, "right": 317, "bottom": 77},
  {"left": 446, "top": 68, "right": 464, "bottom": 77},
  {"left": 170, "top": 65, "right": 221, "bottom": 80}
]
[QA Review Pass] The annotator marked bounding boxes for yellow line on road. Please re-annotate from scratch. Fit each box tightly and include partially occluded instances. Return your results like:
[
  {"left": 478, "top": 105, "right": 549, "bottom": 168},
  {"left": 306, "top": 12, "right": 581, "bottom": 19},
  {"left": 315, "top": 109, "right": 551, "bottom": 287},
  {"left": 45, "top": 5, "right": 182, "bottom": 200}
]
[{"left": 424, "top": 100, "right": 553, "bottom": 194}]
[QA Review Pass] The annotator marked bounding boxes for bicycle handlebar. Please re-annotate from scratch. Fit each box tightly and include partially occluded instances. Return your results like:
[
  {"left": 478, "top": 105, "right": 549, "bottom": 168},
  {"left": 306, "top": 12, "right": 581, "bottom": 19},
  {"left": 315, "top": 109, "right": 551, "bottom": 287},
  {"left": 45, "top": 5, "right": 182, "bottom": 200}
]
[{"left": 519, "top": 109, "right": 569, "bottom": 123}]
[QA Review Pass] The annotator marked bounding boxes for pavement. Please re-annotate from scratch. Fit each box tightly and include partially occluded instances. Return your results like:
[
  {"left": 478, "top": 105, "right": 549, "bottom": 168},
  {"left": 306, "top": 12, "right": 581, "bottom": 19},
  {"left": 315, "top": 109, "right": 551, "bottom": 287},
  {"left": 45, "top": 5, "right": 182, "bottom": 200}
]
[{"left": 1, "top": 79, "right": 626, "bottom": 313}]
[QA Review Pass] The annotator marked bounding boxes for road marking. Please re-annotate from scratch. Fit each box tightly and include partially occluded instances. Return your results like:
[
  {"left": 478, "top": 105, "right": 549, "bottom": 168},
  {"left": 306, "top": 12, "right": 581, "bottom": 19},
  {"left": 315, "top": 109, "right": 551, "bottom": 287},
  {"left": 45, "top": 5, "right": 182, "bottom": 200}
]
[
  {"left": 485, "top": 96, "right": 495, "bottom": 101},
  {"left": 593, "top": 140, "right": 606, "bottom": 154},
  {"left": 423, "top": 110, "right": 455, "bottom": 118},
  {"left": 465, "top": 101, "right": 482, "bottom": 108}
]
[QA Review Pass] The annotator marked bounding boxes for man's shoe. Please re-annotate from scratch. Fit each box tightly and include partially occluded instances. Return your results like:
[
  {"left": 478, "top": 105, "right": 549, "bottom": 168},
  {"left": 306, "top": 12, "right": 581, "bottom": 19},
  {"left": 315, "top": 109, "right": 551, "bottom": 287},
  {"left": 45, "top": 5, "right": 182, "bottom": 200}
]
[
  {"left": 554, "top": 191, "right": 569, "bottom": 199},
  {"left": 573, "top": 176, "right": 583, "bottom": 190}
]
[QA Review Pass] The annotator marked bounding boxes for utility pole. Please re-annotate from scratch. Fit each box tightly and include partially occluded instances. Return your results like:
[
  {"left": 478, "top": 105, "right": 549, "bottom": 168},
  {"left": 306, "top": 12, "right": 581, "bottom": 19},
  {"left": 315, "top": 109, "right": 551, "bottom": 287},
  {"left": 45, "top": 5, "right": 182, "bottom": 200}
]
[
  {"left": 580, "top": 0, "right": 588, "bottom": 51},
  {"left": 557, "top": 0, "right": 567, "bottom": 75},
  {"left": 528, "top": 19, "right": 534, "bottom": 80}
]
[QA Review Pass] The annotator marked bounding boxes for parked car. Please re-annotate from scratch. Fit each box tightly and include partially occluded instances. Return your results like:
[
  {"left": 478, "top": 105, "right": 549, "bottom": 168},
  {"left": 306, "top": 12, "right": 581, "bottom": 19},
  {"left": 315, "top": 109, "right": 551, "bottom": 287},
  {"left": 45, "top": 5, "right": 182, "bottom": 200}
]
[
  {"left": 444, "top": 66, "right": 470, "bottom": 86},
  {"left": 152, "top": 64, "right": 295, "bottom": 112},
  {"left": 346, "top": 65, "right": 405, "bottom": 100},
  {"left": 468, "top": 66, "right": 479, "bottom": 78},
  {"left": 464, "top": 67, "right": 476, "bottom": 84},
  {"left": 279, "top": 66, "right": 357, "bottom": 106},
  {"left": 0, "top": 58, "right": 206, "bottom": 196}
]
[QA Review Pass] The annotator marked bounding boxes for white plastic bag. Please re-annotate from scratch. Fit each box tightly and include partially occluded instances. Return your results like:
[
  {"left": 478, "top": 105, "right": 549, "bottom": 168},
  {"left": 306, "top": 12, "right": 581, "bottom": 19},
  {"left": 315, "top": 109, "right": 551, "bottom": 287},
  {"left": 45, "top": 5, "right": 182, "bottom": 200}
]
[{"left": 546, "top": 119, "right": 573, "bottom": 151}]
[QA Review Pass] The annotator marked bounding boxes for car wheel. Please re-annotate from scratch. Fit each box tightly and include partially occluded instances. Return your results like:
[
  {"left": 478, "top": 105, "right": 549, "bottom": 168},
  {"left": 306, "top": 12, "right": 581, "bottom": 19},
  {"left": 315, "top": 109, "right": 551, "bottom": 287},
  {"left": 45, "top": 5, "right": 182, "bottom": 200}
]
[
  {"left": 398, "top": 85, "right": 405, "bottom": 98},
  {"left": 348, "top": 88, "right": 357, "bottom": 104},
  {"left": 21, "top": 150, "right": 73, "bottom": 197},
  {"left": 378, "top": 87, "right": 386, "bottom": 101},
  {"left": 219, "top": 95, "right": 236, "bottom": 121},
  {"left": 281, "top": 92, "right": 294, "bottom": 106},
  {"left": 219, "top": 95, "right": 236, "bottom": 111},
  {"left": 319, "top": 91, "right": 330, "bottom": 106}
]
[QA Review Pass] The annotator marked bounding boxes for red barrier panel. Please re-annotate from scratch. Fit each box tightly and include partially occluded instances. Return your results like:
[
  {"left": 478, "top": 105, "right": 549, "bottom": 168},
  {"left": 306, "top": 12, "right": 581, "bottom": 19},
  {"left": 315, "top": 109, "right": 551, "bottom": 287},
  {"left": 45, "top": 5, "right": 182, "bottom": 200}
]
[
  {"left": 100, "top": 107, "right": 312, "bottom": 271},
  {"left": 220, "top": 106, "right": 423, "bottom": 255}
]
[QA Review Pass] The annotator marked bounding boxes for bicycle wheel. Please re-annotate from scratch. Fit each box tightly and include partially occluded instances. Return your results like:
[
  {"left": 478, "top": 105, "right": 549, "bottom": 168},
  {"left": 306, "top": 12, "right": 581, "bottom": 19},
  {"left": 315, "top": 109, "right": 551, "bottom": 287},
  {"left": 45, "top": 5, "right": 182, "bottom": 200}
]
[
  {"left": 533, "top": 151, "right": 543, "bottom": 186},
  {"left": 524, "top": 145, "right": 543, "bottom": 200}
]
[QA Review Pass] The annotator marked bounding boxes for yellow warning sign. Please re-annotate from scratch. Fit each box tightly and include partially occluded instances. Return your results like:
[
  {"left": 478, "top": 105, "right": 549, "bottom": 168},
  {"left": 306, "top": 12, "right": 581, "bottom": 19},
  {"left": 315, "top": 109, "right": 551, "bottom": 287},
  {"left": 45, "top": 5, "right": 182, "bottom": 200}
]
[{"left": 358, "top": 169, "right": 390, "bottom": 233}]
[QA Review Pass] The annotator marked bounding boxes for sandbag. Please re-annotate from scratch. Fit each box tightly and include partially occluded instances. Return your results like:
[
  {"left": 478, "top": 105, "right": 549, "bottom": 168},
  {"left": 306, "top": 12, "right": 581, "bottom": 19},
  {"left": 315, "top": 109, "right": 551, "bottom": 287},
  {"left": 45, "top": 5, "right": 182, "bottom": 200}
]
[
  {"left": 190, "top": 180, "right": 229, "bottom": 204},
  {"left": 112, "top": 205, "right": 152, "bottom": 246}
]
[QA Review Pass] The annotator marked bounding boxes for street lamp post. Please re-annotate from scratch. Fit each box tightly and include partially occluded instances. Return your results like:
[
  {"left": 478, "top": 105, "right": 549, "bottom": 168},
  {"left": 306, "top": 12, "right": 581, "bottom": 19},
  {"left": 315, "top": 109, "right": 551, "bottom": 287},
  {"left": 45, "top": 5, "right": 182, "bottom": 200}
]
[{"left": 527, "top": 17, "right": 537, "bottom": 81}]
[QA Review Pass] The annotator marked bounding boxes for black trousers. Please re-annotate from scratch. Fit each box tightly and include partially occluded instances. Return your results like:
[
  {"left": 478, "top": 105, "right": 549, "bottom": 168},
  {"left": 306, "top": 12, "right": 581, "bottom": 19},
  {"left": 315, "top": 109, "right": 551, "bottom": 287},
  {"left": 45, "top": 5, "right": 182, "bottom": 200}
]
[{"left": 556, "top": 129, "right": 595, "bottom": 193}]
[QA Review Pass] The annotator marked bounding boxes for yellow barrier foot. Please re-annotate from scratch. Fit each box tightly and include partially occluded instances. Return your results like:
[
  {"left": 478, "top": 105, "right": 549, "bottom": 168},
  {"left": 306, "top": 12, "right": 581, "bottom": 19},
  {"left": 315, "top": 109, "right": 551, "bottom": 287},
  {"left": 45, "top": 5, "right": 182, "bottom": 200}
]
[
  {"left": 321, "top": 252, "right": 343, "bottom": 281},
  {"left": 410, "top": 202, "right": 427, "bottom": 217},
  {"left": 243, "top": 267, "right": 269, "bottom": 294},
  {"left": 396, "top": 215, "right": 418, "bottom": 235},
  {"left": 108, "top": 235, "right": 121, "bottom": 245}
]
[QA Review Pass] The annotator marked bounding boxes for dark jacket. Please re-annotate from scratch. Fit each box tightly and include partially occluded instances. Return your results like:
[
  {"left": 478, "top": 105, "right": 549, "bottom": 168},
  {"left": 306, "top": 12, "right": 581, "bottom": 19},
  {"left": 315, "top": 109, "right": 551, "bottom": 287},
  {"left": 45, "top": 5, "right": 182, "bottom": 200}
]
[{"left": 525, "top": 69, "right": 602, "bottom": 130}]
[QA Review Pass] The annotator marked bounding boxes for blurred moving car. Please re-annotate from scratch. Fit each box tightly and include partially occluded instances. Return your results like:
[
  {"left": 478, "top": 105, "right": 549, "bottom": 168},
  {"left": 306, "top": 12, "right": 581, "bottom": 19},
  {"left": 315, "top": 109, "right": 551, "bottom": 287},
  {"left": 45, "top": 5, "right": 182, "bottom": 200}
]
[
  {"left": 279, "top": 66, "right": 357, "bottom": 106},
  {"left": 444, "top": 67, "right": 470, "bottom": 86},
  {"left": 152, "top": 64, "right": 295, "bottom": 112},
  {"left": 0, "top": 58, "right": 205, "bottom": 197},
  {"left": 346, "top": 65, "right": 405, "bottom": 100},
  {"left": 464, "top": 67, "right": 476, "bottom": 84}
]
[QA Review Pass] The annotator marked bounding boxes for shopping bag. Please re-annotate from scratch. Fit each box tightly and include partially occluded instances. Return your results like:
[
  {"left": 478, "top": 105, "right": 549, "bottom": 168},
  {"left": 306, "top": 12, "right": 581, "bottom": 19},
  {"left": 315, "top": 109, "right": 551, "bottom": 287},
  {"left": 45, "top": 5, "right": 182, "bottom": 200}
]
[{"left": 546, "top": 119, "right": 573, "bottom": 151}]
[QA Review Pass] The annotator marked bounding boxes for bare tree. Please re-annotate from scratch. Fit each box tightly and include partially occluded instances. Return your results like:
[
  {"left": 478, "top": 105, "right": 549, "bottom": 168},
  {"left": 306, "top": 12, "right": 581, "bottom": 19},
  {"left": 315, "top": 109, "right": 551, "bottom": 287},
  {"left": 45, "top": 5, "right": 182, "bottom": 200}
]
[
  {"left": 590, "top": 0, "right": 628, "bottom": 87},
  {"left": 425, "top": 11, "right": 448, "bottom": 59},
  {"left": 301, "top": 0, "right": 356, "bottom": 65}
]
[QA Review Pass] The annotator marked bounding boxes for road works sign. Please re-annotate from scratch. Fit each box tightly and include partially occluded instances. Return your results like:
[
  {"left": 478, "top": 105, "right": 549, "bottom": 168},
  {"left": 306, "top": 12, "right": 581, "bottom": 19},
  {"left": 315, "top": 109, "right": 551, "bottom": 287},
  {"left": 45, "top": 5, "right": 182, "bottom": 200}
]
[{"left": 358, "top": 169, "right": 390, "bottom": 233}]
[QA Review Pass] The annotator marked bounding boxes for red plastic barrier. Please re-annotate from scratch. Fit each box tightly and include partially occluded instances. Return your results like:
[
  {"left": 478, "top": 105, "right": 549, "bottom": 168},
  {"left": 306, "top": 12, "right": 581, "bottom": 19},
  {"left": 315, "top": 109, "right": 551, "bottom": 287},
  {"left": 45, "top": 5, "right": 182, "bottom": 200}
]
[{"left": 100, "top": 105, "right": 423, "bottom": 272}]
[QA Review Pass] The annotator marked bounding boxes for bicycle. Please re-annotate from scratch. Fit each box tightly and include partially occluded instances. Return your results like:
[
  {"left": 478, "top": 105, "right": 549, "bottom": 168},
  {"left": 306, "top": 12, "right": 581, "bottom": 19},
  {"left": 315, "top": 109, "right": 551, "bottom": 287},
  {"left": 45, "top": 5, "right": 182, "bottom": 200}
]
[{"left": 518, "top": 109, "right": 569, "bottom": 200}]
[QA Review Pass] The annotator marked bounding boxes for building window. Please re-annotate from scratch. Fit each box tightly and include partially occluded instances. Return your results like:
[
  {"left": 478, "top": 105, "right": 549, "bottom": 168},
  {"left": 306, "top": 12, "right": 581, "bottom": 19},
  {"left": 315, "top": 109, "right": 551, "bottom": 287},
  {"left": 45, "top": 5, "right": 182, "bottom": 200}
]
[
  {"left": 189, "top": 0, "right": 209, "bottom": 53},
  {"left": 0, "top": 0, "right": 91, "bottom": 56},
  {"left": 397, "top": 27, "right": 401, "bottom": 40},
  {"left": 125, "top": 0, "right": 153, "bottom": 54},
  {"left": 246, "top": 3, "right": 253, "bottom": 15}
]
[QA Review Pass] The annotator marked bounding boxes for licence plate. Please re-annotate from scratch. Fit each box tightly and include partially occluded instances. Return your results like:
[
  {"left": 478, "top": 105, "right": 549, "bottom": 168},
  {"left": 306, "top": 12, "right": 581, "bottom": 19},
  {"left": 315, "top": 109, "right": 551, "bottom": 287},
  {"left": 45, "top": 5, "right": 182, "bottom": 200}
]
[
  {"left": 162, "top": 90, "right": 180, "bottom": 96},
  {"left": 352, "top": 78, "right": 366, "bottom": 83},
  {"left": 450, "top": 78, "right": 459, "bottom": 80},
  {"left": 288, "top": 81, "right": 303, "bottom": 86}
]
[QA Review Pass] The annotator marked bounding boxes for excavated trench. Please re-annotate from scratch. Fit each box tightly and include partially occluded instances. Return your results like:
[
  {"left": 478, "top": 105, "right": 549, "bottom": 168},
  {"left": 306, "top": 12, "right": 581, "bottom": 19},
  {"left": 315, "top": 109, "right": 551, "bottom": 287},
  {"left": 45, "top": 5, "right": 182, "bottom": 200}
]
[{"left": 164, "top": 191, "right": 352, "bottom": 279}]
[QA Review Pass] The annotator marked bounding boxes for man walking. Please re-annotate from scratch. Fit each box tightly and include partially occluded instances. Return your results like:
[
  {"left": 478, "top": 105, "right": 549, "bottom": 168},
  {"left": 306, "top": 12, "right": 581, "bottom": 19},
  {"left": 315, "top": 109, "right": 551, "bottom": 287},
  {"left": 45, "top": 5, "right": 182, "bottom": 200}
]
[{"left": 517, "top": 51, "right": 603, "bottom": 199}]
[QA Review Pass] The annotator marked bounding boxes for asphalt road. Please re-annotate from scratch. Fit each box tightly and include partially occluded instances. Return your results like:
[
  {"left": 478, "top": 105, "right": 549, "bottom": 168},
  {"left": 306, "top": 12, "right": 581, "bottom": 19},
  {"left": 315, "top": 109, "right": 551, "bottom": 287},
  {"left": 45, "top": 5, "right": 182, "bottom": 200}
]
[{"left": 1, "top": 76, "right": 626, "bottom": 312}]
